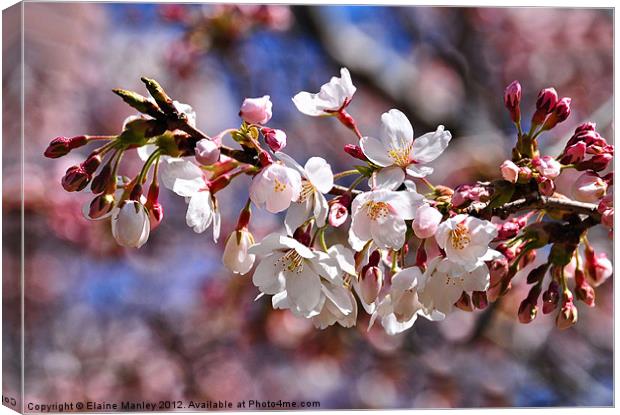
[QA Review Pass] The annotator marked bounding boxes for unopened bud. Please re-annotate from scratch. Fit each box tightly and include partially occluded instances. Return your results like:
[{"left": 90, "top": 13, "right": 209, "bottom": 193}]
[
  {"left": 500, "top": 160, "right": 519, "bottom": 183},
  {"left": 360, "top": 266, "right": 382, "bottom": 304},
  {"left": 194, "top": 138, "right": 221, "bottom": 166},
  {"left": 532, "top": 87, "right": 558, "bottom": 126},
  {"left": 292, "top": 224, "right": 312, "bottom": 247},
  {"left": 262, "top": 128, "right": 287, "bottom": 152},
  {"left": 542, "top": 97, "right": 571, "bottom": 130},
  {"left": 88, "top": 193, "right": 115, "bottom": 219},
  {"left": 526, "top": 263, "right": 549, "bottom": 284},
  {"left": 61, "top": 165, "right": 91, "bottom": 192},
  {"left": 560, "top": 141, "right": 587, "bottom": 164},
  {"left": 90, "top": 164, "right": 113, "bottom": 194},
  {"left": 576, "top": 153, "right": 613, "bottom": 172},
  {"left": 504, "top": 81, "right": 522, "bottom": 123},
  {"left": 82, "top": 153, "right": 102, "bottom": 175},
  {"left": 343, "top": 144, "right": 368, "bottom": 161},
  {"left": 148, "top": 203, "right": 164, "bottom": 230},
  {"left": 537, "top": 177, "right": 555, "bottom": 196},
  {"left": 328, "top": 201, "right": 348, "bottom": 227},
  {"left": 44, "top": 135, "right": 88, "bottom": 158},
  {"left": 258, "top": 149, "right": 273, "bottom": 167},
  {"left": 556, "top": 292, "right": 578, "bottom": 330},
  {"left": 574, "top": 269, "right": 595, "bottom": 307}
]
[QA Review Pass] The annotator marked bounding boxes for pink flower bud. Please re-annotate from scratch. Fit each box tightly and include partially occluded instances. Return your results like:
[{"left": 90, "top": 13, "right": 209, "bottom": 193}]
[
  {"left": 536, "top": 88, "right": 559, "bottom": 114},
  {"left": 88, "top": 193, "right": 115, "bottom": 219},
  {"left": 44, "top": 135, "right": 88, "bottom": 158},
  {"left": 574, "top": 269, "right": 595, "bottom": 307},
  {"left": 543, "top": 97, "right": 571, "bottom": 130},
  {"left": 532, "top": 87, "right": 558, "bottom": 126},
  {"left": 572, "top": 172, "right": 607, "bottom": 202},
  {"left": 504, "top": 80, "right": 522, "bottom": 123},
  {"left": 575, "top": 122, "right": 596, "bottom": 135},
  {"left": 61, "top": 165, "right": 91, "bottom": 192},
  {"left": 239, "top": 95, "right": 273, "bottom": 125},
  {"left": 292, "top": 224, "right": 312, "bottom": 247},
  {"left": 533, "top": 156, "right": 561, "bottom": 179},
  {"left": 90, "top": 164, "right": 113, "bottom": 194},
  {"left": 585, "top": 248, "right": 612, "bottom": 288},
  {"left": 500, "top": 160, "right": 519, "bottom": 183},
  {"left": 343, "top": 144, "right": 368, "bottom": 161},
  {"left": 576, "top": 153, "right": 612, "bottom": 172},
  {"left": 560, "top": 141, "right": 587, "bottom": 164},
  {"left": 537, "top": 177, "right": 555, "bottom": 196},
  {"left": 360, "top": 266, "right": 382, "bottom": 304},
  {"left": 413, "top": 204, "right": 442, "bottom": 239},
  {"left": 82, "top": 153, "right": 102, "bottom": 175},
  {"left": 262, "top": 128, "right": 287, "bottom": 152},
  {"left": 194, "top": 138, "right": 221, "bottom": 165},
  {"left": 148, "top": 203, "right": 164, "bottom": 230},
  {"left": 556, "top": 293, "right": 578, "bottom": 330}
]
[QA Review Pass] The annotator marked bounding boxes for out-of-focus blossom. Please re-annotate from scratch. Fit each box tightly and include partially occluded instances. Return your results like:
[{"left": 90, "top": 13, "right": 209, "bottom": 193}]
[
  {"left": 572, "top": 171, "right": 607, "bottom": 202},
  {"left": 292, "top": 67, "right": 356, "bottom": 116},
  {"left": 451, "top": 184, "right": 490, "bottom": 207},
  {"left": 239, "top": 95, "right": 273, "bottom": 125},
  {"left": 348, "top": 188, "right": 423, "bottom": 251},
  {"left": 360, "top": 109, "right": 451, "bottom": 189},
  {"left": 598, "top": 193, "right": 613, "bottom": 229},
  {"left": 249, "top": 162, "right": 301, "bottom": 213},
  {"left": 585, "top": 246, "right": 613, "bottom": 287}
]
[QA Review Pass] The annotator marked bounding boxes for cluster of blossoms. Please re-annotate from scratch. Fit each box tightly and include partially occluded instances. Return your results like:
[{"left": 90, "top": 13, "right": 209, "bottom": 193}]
[{"left": 46, "top": 69, "right": 613, "bottom": 334}]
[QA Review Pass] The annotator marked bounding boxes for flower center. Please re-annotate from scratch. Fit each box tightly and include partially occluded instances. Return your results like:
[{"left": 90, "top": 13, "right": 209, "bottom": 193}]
[
  {"left": 274, "top": 178, "right": 287, "bottom": 193},
  {"left": 364, "top": 201, "right": 390, "bottom": 221},
  {"left": 277, "top": 249, "right": 304, "bottom": 274},
  {"left": 449, "top": 223, "right": 471, "bottom": 250},
  {"left": 298, "top": 180, "right": 316, "bottom": 203},
  {"left": 388, "top": 143, "right": 413, "bottom": 167}
]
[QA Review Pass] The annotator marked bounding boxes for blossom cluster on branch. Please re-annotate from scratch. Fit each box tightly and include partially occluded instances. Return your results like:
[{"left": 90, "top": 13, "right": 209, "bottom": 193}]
[{"left": 45, "top": 68, "right": 613, "bottom": 334}]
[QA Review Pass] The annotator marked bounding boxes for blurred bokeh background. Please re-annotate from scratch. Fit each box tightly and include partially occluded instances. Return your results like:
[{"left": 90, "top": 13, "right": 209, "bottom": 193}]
[{"left": 2, "top": 2, "right": 613, "bottom": 409}]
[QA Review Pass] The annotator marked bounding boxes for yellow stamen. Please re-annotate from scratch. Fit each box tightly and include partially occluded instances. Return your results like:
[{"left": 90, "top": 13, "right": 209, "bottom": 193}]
[
  {"left": 276, "top": 249, "right": 304, "bottom": 274},
  {"left": 274, "top": 178, "right": 287, "bottom": 193},
  {"left": 364, "top": 201, "right": 390, "bottom": 221},
  {"left": 449, "top": 222, "right": 471, "bottom": 250},
  {"left": 387, "top": 143, "right": 413, "bottom": 167},
  {"left": 298, "top": 180, "right": 316, "bottom": 203}
]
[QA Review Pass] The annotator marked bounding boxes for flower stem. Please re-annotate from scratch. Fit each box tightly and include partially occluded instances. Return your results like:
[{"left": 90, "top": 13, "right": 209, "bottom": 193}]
[{"left": 333, "top": 169, "right": 359, "bottom": 180}]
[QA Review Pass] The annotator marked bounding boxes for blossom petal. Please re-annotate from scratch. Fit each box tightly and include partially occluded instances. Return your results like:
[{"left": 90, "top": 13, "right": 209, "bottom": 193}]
[
  {"left": 371, "top": 215, "right": 406, "bottom": 250},
  {"left": 313, "top": 192, "right": 329, "bottom": 227},
  {"left": 360, "top": 136, "right": 393, "bottom": 167},
  {"left": 381, "top": 109, "right": 414, "bottom": 150},
  {"left": 411, "top": 125, "right": 451, "bottom": 164},
  {"left": 405, "top": 164, "right": 434, "bottom": 178},
  {"left": 322, "top": 283, "right": 353, "bottom": 315},
  {"left": 292, "top": 92, "right": 326, "bottom": 116},
  {"left": 253, "top": 254, "right": 286, "bottom": 295},
  {"left": 304, "top": 157, "right": 334, "bottom": 193},
  {"left": 372, "top": 166, "right": 405, "bottom": 190},
  {"left": 285, "top": 267, "right": 322, "bottom": 313},
  {"left": 186, "top": 192, "right": 213, "bottom": 233},
  {"left": 284, "top": 200, "right": 312, "bottom": 235}
]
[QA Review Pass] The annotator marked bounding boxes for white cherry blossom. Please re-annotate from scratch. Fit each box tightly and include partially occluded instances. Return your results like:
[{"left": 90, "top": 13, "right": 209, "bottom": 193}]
[
  {"left": 360, "top": 109, "right": 451, "bottom": 189},
  {"left": 249, "top": 163, "right": 302, "bottom": 213},
  {"left": 275, "top": 152, "right": 334, "bottom": 233},
  {"left": 369, "top": 266, "right": 443, "bottom": 335},
  {"left": 435, "top": 214, "right": 498, "bottom": 270},
  {"left": 418, "top": 255, "right": 499, "bottom": 315},
  {"left": 292, "top": 68, "right": 356, "bottom": 116},
  {"left": 249, "top": 233, "right": 345, "bottom": 318},
  {"left": 349, "top": 188, "right": 424, "bottom": 251}
]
